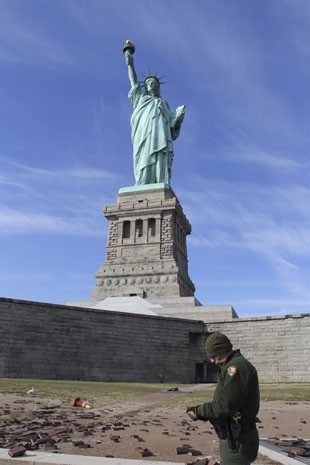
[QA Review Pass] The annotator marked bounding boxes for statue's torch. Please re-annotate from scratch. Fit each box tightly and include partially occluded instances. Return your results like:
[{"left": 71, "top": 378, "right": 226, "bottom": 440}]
[{"left": 123, "top": 39, "right": 135, "bottom": 55}]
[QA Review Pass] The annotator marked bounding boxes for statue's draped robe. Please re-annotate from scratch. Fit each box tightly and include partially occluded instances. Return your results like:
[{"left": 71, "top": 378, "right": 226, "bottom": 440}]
[{"left": 129, "top": 84, "right": 180, "bottom": 185}]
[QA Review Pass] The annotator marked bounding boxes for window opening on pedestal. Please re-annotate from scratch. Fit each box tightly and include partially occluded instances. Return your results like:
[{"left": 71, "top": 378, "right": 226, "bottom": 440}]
[
  {"left": 123, "top": 221, "right": 131, "bottom": 238},
  {"left": 148, "top": 218, "right": 156, "bottom": 237},
  {"left": 136, "top": 219, "right": 143, "bottom": 237}
]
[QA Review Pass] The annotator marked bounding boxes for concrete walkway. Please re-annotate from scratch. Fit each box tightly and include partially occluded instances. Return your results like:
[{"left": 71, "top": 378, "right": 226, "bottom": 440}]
[
  {"left": 0, "top": 447, "right": 304, "bottom": 465},
  {"left": 258, "top": 445, "right": 304, "bottom": 465},
  {"left": 0, "top": 449, "right": 184, "bottom": 465},
  {"left": 0, "top": 448, "right": 182, "bottom": 465}
]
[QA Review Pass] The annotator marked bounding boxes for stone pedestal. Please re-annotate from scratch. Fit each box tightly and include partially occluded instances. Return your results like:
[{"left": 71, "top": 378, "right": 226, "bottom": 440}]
[{"left": 92, "top": 185, "right": 195, "bottom": 300}]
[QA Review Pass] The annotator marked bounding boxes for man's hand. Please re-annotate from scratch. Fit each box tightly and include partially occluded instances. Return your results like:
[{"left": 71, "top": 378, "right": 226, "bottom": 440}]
[{"left": 186, "top": 405, "right": 200, "bottom": 421}]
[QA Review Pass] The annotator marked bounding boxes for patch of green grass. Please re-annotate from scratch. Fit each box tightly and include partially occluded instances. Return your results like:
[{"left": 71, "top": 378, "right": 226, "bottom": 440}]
[
  {"left": 164, "top": 385, "right": 215, "bottom": 408},
  {"left": 259, "top": 383, "right": 310, "bottom": 402},
  {"left": 164, "top": 383, "right": 310, "bottom": 411},
  {"left": 0, "top": 378, "right": 169, "bottom": 404},
  {"left": 0, "top": 379, "right": 309, "bottom": 407}
]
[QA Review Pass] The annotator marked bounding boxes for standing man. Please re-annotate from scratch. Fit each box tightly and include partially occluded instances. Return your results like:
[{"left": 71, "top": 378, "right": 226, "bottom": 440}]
[
  {"left": 187, "top": 332, "right": 260, "bottom": 465},
  {"left": 123, "top": 41, "right": 185, "bottom": 186}
]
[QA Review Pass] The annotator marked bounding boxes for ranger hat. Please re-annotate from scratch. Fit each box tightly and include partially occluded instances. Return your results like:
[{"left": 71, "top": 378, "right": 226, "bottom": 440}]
[{"left": 205, "top": 332, "right": 233, "bottom": 358}]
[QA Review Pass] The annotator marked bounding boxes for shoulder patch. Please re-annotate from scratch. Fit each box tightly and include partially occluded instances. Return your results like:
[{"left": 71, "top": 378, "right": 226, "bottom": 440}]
[{"left": 227, "top": 365, "right": 238, "bottom": 377}]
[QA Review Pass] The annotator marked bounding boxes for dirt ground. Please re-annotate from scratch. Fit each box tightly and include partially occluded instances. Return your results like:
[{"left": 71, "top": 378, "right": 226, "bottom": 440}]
[{"left": 0, "top": 388, "right": 309, "bottom": 464}]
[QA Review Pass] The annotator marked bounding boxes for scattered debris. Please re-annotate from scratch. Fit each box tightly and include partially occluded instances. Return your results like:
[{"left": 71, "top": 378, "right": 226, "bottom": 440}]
[
  {"left": 177, "top": 446, "right": 190, "bottom": 454},
  {"left": 266, "top": 437, "right": 310, "bottom": 458},
  {"left": 189, "top": 448, "right": 203, "bottom": 456},
  {"left": 1, "top": 390, "right": 307, "bottom": 464},
  {"left": 73, "top": 397, "right": 91, "bottom": 409},
  {"left": 142, "top": 448, "right": 154, "bottom": 457},
  {"left": 187, "top": 458, "right": 220, "bottom": 465},
  {"left": 8, "top": 445, "right": 27, "bottom": 457},
  {"left": 72, "top": 440, "right": 85, "bottom": 447},
  {"left": 79, "top": 412, "right": 95, "bottom": 419},
  {"left": 0, "top": 418, "right": 73, "bottom": 453}
]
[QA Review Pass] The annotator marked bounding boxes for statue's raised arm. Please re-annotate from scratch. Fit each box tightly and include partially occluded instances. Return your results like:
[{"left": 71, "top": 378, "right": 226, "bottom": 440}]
[
  {"left": 123, "top": 40, "right": 137, "bottom": 88},
  {"left": 123, "top": 40, "right": 186, "bottom": 186}
]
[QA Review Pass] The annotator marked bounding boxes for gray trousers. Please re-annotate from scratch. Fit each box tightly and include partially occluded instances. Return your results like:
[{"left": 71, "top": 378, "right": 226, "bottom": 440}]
[{"left": 219, "top": 428, "right": 259, "bottom": 465}]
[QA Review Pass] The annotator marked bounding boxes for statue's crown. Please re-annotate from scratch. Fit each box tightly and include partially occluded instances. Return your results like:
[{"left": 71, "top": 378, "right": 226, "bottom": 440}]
[
  {"left": 140, "top": 71, "right": 166, "bottom": 87},
  {"left": 144, "top": 75, "right": 161, "bottom": 85}
]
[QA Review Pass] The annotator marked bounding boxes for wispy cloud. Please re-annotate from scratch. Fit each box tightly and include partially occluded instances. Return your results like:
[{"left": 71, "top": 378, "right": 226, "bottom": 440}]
[
  {"left": 0, "top": 206, "right": 104, "bottom": 236},
  {"left": 182, "top": 174, "right": 310, "bottom": 314},
  {"left": 278, "top": 0, "right": 310, "bottom": 60},
  {"left": 181, "top": 179, "right": 310, "bottom": 259},
  {"left": 0, "top": 155, "right": 119, "bottom": 236},
  {"left": 234, "top": 298, "right": 310, "bottom": 317},
  {"left": 0, "top": 2, "right": 76, "bottom": 66},
  {"left": 1, "top": 157, "right": 119, "bottom": 181},
  {"left": 214, "top": 133, "right": 300, "bottom": 170}
]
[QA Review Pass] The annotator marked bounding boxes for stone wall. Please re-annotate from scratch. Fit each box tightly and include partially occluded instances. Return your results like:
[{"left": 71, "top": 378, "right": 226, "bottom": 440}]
[
  {"left": 1, "top": 297, "right": 309, "bottom": 383},
  {"left": 0, "top": 298, "right": 206, "bottom": 383},
  {"left": 206, "top": 314, "right": 310, "bottom": 383}
]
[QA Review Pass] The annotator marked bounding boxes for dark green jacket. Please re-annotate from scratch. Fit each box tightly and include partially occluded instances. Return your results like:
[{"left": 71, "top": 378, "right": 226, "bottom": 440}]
[{"left": 198, "top": 349, "right": 259, "bottom": 422}]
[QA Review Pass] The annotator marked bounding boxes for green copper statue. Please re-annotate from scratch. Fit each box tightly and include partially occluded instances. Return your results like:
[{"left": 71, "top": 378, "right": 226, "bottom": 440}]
[{"left": 123, "top": 40, "right": 186, "bottom": 186}]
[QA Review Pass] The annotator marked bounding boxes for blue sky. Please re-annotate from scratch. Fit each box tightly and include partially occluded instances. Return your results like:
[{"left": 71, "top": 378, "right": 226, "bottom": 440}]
[{"left": 1, "top": 0, "right": 309, "bottom": 317}]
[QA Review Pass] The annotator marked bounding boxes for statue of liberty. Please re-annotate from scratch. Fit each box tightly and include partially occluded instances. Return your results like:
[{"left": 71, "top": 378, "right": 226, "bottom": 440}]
[{"left": 123, "top": 41, "right": 186, "bottom": 186}]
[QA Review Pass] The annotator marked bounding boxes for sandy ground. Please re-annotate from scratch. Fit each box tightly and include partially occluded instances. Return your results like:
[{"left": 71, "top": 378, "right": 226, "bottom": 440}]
[{"left": 0, "top": 388, "right": 309, "bottom": 464}]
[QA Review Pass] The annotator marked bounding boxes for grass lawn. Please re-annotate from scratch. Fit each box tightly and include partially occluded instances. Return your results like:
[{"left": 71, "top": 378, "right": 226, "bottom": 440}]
[{"left": 0, "top": 379, "right": 309, "bottom": 407}]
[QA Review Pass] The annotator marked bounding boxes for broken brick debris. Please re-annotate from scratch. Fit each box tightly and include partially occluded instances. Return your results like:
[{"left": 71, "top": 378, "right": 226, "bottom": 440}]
[
  {"left": 8, "top": 445, "right": 27, "bottom": 457},
  {"left": 1, "top": 398, "right": 227, "bottom": 463},
  {"left": 187, "top": 459, "right": 220, "bottom": 465},
  {"left": 267, "top": 437, "right": 310, "bottom": 457},
  {"left": 177, "top": 446, "right": 190, "bottom": 454},
  {"left": 189, "top": 449, "right": 203, "bottom": 456},
  {"left": 0, "top": 409, "right": 78, "bottom": 454},
  {"left": 290, "top": 446, "right": 309, "bottom": 456}
]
